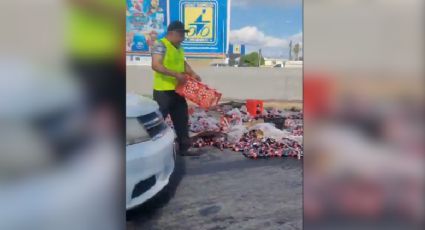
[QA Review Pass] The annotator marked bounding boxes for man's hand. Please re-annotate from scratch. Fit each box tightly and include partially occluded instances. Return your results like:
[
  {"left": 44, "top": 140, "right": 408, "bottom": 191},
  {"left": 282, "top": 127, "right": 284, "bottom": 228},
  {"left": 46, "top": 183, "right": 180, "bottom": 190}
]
[
  {"left": 185, "top": 72, "right": 201, "bottom": 82},
  {"left": 174, "top": 73, "right": 187, "bottom": 85}
]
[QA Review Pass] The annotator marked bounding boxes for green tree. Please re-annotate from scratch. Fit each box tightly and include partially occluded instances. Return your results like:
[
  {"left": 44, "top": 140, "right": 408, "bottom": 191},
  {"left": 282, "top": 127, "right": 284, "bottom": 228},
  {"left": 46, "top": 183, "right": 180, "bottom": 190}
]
[
  {"left": 239, "top": 52, "right": 265, "bottom": 67},
  {"left": 293, "top": 43, "right": 300, "bottom": 60}
]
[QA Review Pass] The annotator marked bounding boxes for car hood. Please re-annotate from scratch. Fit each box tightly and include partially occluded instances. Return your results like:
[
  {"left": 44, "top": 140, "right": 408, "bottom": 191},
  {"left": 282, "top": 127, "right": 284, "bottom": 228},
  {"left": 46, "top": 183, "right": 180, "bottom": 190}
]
[{"left": 126, "top": 93, "right": 159, "bottom": 118}]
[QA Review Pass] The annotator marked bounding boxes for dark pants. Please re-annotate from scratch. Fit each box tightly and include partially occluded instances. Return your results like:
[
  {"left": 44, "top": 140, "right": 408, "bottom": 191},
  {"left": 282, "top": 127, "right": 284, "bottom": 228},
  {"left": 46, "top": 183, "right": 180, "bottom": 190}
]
[{"left": 153, "top": 90, "right": 190, "bottom": 151}]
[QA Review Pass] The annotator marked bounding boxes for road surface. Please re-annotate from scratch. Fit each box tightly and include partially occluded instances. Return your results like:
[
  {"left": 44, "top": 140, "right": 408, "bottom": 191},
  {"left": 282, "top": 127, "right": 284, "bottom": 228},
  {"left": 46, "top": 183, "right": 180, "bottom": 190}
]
[{"left": 127, "top": 147, "right": 302, "bottom": 230}]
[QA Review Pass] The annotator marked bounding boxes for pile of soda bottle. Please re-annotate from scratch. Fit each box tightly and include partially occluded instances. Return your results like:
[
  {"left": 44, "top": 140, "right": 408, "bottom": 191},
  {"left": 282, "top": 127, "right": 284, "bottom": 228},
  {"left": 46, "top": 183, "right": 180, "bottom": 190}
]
[
  {"left": 191, "top": 129, "right": 303, "bottom": 160},
  {"left": 237, "top": 130, "right": 303, "bottom": 159},
  {"left": 192, "top": 132, "right": 227, "bottom": 151},
  {"left": 290, "top": 125, "right": 304, "bottom": 136},
  {"left": 178, "top": 104, "right": 305, "bottom": 160},
  {"left": 285, "top": 119, "right": 303, "bottom": 136}
]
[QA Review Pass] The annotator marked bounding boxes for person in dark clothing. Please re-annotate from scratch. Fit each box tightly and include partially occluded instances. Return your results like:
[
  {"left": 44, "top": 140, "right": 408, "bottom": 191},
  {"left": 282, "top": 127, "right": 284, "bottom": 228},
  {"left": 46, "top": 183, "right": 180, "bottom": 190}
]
[{"left": 151, "top": 21, "right": 201, "bottom": 156}]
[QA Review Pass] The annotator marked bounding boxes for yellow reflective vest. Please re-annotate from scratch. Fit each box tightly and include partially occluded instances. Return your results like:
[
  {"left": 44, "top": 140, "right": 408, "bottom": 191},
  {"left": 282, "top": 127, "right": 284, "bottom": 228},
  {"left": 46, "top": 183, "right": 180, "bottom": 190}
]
[{"left": 153, "top": 38, "right": 185, "bottom": 91}]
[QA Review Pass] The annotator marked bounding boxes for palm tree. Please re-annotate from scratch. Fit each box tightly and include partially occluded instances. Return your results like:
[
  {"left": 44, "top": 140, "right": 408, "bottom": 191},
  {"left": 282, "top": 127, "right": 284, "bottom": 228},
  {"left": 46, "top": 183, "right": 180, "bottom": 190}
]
[{"left": 293, "top": 43, "right": 300, "bottom": 61}]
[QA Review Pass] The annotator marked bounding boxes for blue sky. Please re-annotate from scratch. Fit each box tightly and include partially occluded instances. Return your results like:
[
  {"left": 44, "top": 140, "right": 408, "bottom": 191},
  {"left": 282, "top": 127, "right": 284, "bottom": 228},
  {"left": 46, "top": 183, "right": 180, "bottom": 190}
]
[{"left": 230, "top": 0, "right": 303, "bottom": 58}]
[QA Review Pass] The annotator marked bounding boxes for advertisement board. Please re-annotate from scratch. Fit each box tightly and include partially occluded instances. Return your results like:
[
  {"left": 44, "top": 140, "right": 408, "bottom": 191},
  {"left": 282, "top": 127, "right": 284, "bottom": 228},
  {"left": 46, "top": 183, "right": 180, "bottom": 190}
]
[
  {"left": 168, "top": 0, "right": 230, "bottom": 57},
  {"left": 233, "top": 44, "right": 241, "bottom": 54},
  {"left": 126, "top": 0, "right": 230, "bottom": 57},
  {"left": 126, "top": 0, "right": 168, "bottom": 53}
]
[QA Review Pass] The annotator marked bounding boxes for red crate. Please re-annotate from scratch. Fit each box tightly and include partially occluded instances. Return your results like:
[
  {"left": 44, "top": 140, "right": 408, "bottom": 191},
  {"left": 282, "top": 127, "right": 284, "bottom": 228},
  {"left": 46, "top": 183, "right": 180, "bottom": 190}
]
[
  {"left": 176, "top": 77, "right": 222, "bottom": 109},
  {"left": 246, "top": 99, "right": 264, "bottom": 116}
]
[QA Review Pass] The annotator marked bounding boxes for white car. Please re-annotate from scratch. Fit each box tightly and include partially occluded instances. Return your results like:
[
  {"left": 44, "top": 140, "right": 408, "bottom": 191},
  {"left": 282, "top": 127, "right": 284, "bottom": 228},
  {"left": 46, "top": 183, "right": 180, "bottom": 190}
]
[{"left": 126, "top": 93, "right": 176, "bottom": 210}]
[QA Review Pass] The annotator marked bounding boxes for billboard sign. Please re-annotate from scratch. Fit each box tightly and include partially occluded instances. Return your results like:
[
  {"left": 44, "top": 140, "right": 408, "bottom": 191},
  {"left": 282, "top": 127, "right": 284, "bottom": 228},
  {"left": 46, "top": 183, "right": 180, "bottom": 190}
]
[
  {"left": 126, "top": 0, "right": 168, "bottom": 53},
  {"left": 229, "top": 44, "right": 245, "bottom": 55},
  {"left": 183, "top": 1, "right": 217, "bottom": 44},
  {"left": 169, "top": 0, "right": 230, "bottom": 57},
  {"left": 126, "top": 0, "right": 230, "bottom": 57},
  {"left": 233, "top": 44, "right": 241, "bottom": 54}
]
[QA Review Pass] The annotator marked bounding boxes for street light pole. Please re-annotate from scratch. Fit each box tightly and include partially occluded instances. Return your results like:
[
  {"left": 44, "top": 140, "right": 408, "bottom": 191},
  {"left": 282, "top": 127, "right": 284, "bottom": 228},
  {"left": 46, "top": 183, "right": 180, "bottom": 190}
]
[
  {"left": 289, "top": 40, "right": 293, "bottom": 61},
  {"left": 258, "top": 49, "right": 262, "bottom": 67}
]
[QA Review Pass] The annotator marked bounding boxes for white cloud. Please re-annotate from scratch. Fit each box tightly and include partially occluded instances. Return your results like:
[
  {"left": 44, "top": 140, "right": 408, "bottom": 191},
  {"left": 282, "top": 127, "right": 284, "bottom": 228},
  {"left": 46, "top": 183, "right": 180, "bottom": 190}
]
[
  {"left": 233, "top": 0, "right": 301, "bottom": 8},
  {"left": 230, "top": 27, "right": 303, "bottom": 58},
  {"left": 230, "top": 26, "right": 289, "bottom": 47}
]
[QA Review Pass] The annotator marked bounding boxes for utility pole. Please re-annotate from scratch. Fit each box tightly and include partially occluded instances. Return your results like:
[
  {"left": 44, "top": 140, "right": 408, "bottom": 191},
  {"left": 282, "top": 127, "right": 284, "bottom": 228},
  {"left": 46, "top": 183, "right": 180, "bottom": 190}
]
[
  {"left": 258, "top": 49, "right": 262, "bottom": 67},
  {"left": 289, "top": 40, "right": 293, "bottom": 60}
]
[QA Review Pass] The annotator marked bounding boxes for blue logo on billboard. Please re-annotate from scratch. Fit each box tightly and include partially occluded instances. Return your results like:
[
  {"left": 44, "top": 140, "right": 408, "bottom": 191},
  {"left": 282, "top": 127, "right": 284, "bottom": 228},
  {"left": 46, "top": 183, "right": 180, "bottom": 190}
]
[
  {"left": 187, "top": 9, "right": 211, "bottom": 37},
  {"left": 180, "top": 0, "right": 218, "bottom": 45},
  {"left": 168, "top": 0, "right": 229, "bottom": 55}
]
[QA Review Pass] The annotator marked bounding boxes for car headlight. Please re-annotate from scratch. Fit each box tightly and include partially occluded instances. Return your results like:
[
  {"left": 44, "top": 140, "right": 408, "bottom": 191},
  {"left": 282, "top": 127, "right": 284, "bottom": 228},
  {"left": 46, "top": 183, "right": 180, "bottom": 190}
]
[{"left": 126, "top": 118, "right": 150, "bottom": 145}]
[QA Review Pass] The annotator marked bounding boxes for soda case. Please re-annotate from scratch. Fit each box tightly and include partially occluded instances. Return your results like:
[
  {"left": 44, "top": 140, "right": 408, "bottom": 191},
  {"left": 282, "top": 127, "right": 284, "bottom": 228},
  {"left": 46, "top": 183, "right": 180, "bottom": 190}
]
[
  {"left": 175, "top": 77, "right": 222, "bottom": 109},
  {"left": 246, "top": 99, "right": 264, "bottom": 116}
]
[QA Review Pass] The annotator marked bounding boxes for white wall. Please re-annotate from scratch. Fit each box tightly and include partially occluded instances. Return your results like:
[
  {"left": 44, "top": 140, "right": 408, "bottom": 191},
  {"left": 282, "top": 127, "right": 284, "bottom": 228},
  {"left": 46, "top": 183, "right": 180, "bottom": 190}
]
[{"left": 127, "top": 66, "right": 303, "bottom": 101}]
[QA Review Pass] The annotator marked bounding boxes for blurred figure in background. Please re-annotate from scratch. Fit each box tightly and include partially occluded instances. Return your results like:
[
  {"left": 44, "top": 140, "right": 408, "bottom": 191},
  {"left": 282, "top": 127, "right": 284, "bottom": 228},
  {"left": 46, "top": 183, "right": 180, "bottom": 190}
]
[
  {"left": 0, "top": 59, "right": 123, "bottom": 230},
  {"left": 304, "top": 0, "right": 425, "bottom": 229},
  {"left": 1, "top": 1, "right": 125, "bottom": 229}
]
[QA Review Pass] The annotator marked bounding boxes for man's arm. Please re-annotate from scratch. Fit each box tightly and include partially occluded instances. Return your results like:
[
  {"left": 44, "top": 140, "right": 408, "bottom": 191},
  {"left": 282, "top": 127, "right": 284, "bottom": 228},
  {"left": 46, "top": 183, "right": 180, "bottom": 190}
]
[
  {"left": 184, "top": 61, "right": 201, "bottom": 81},
  {"left": 151, "top": 40, "right": 186, "bottom": 84},
  {"left": 152, "top": 54, "right": 184, "bottom": 80}
]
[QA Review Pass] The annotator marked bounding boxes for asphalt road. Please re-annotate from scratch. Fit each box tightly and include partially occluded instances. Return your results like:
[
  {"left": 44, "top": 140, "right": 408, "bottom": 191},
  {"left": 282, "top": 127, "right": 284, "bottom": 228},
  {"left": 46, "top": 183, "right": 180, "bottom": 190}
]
[{"left": 127, "top": 147, "right": 302, "bottom": 230}]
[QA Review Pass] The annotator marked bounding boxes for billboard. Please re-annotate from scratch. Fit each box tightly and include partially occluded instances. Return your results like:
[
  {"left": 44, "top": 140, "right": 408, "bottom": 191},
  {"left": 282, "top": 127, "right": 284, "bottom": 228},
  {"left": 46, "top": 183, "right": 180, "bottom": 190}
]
[
  {"left": 126, "top": 0, "right": 230, "bottom": 57},
  {"left": 229, "top": 44, "right": 245, "bottom": 55},
  {"left": 233, "top": 44, "right": 241, "bottom": 54},
  {"left": 126, "top": 0, "right": 168, "bottom": 53},
  {"left": 168, "top": 0, "right": 230, "bottom": 57}
]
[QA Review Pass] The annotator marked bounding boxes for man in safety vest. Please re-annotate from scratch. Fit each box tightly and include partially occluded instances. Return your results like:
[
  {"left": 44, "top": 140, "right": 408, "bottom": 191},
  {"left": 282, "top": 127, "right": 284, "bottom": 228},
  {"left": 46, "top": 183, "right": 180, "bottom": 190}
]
[{"left": 151, "top": 20, "right": 202, "bottom": 156}]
